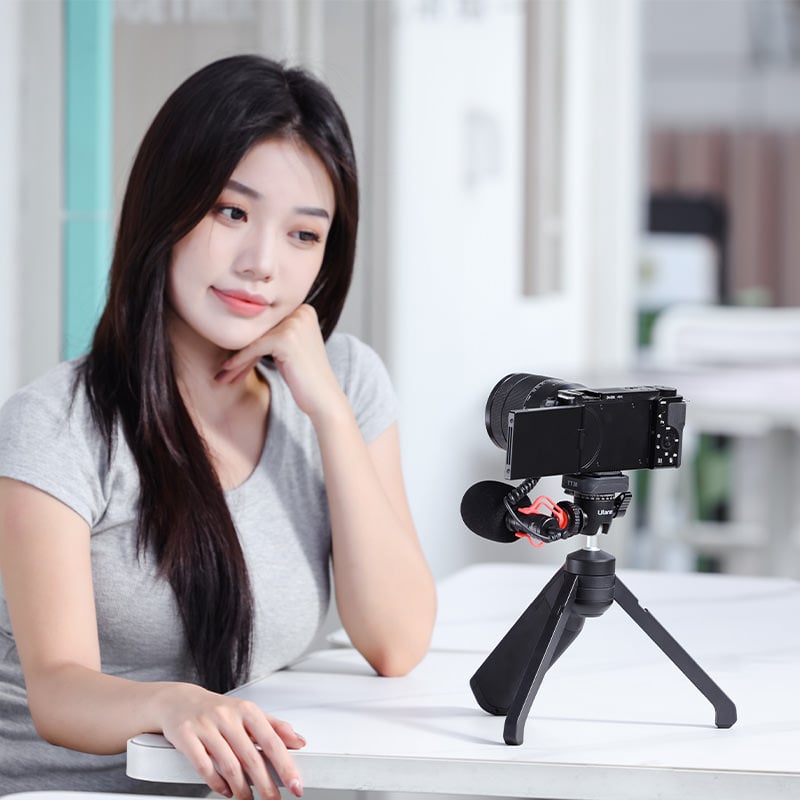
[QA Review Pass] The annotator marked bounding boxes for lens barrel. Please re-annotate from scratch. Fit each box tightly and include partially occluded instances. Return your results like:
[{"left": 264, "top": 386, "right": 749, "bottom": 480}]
[{"left": 484, "top": 374, "right": 583, "bottom": 449}]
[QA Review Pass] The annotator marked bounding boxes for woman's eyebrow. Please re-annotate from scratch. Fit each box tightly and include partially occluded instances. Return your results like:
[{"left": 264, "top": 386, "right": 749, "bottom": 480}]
[
  {"left": 295, "top": 206, "right": 330, "bottom": 220},
  {"left": 226, "top": 178, "right": 262, "bottom": 199}
]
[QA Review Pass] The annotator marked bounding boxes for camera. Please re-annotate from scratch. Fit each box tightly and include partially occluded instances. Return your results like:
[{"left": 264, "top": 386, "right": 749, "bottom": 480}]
[{"left": 485, "top": 374, "right": 686, "bottom": 480}]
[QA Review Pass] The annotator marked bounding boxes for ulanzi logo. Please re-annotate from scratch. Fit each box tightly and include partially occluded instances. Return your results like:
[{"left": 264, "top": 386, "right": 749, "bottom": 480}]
[{"left": 597, "top": 509, "right": 614, "bottom": 516}]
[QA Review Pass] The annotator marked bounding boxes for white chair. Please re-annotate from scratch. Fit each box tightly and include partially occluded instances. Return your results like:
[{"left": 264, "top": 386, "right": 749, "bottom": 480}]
[
  {"left": 647, "top": 304, "right": 800, "bottom": 367},
  {"left": 644, "top": 304, "right": 800, "bottom": 576}
]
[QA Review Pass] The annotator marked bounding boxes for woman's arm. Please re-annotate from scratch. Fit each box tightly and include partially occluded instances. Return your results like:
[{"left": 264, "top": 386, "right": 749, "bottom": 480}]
[
  {"left": 318, "top": 415, "right": 437, "bottom": 676},
  {"left": 0, "top": 477, "right": 304, "bottom": 800},
  {"left": 219, "top": 305, "right": 437, "bottom": 675}
]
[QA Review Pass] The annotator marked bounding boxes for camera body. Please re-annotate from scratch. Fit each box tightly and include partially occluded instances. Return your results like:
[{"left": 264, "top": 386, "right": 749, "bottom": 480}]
[{"left": 486, "top": 375, "right": 686, "bottom": 480}]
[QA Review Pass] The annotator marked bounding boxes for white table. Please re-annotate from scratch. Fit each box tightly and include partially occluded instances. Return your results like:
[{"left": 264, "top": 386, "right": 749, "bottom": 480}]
[
  {"left": 0, "top": 795, "right": 184, "bottom": 800},
  {"left": 127, "top": 561, "right": 800, "bottom": 799}
]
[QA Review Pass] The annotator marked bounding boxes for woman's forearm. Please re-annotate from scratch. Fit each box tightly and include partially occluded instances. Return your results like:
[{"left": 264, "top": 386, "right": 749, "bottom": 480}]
[
  {"left": 26, "top": 661, "right": 184, "bottom": 753},
  {"left": 313, "top": 406, "right": 436, "bottom": 675}
]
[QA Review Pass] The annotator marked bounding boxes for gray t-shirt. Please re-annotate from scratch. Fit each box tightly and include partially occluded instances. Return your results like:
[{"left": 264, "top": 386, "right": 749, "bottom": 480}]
[{"left": 0, "top": 332, "right": 396, "bottom": 794}]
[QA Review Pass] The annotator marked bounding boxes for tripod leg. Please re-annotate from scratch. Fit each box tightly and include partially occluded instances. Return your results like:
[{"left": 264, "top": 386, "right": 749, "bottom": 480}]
[
  {"left": 503, "top": 573, "right": 580, "bottom": 745},
  {"left": 470, "top": 568, "right": 584, "bottom": 716},
  {"left": 613, "top": 576, "right": 737, "bottom": 728}
]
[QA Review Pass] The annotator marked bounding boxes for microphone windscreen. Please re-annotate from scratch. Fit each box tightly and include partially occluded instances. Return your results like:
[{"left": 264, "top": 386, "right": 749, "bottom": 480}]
[{"left": 460, "top": 481, "right": 519, "bottom": 543}]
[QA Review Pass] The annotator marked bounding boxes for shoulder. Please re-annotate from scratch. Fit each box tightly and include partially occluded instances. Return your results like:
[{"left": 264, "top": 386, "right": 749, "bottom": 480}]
[
  {"left": 0, "top": 358, "right": 86, "bottom": 427},
  {"left": 0, "top": 358, "right": 109, "bottom": 524},
  {"left": 325, "top": 332, "right": 387, "bottom": 382},
  {"left": 325, "top": 332, "right": 398, "bottom": 442}
]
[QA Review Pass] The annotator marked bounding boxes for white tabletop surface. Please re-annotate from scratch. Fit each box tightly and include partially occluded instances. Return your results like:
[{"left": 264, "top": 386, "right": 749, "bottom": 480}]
[
  {"left": 0, "top": 795, "right": 187, "bottom": 800},
  {"left": 128, "top": 561, "right": 800, "bottom": 799}
]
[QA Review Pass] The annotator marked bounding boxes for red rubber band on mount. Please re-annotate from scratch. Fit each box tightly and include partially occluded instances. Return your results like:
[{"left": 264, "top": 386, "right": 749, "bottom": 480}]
[
  {"left": 514, "top": 532, "right": 545, "bottom": 547},
  {"left": 517, "top": 496, "right": 569, "bottom": 529}
]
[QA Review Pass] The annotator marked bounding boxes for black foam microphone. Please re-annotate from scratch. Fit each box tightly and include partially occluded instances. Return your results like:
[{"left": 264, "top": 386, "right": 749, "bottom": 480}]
[{"left": 460, "top": 481, "right": 520, "bottom": 543}]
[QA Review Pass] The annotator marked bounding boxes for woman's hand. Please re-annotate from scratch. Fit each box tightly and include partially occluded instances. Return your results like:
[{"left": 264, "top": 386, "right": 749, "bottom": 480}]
[
  {"left": 155, "top": 682, "right": 305, "bottom": 800},
  {"left": 216, "top": 304, "right": 346, "bottom": 422}
]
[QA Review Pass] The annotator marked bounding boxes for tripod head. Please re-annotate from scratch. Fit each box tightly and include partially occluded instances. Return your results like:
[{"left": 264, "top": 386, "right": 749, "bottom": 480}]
[{"left": 558, "top": 471, "right": 632, "bottom": 537}]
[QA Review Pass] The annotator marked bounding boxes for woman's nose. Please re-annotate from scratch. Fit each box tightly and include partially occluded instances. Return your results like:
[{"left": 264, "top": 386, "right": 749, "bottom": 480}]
[{"left": 236, "top": 227, "right": 277, "bottom": 281}]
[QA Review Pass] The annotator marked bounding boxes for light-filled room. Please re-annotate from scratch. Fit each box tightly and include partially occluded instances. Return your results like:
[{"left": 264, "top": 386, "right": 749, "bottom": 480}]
[{"left": 1, "top": 2, "right": 798, "bottom": 800}]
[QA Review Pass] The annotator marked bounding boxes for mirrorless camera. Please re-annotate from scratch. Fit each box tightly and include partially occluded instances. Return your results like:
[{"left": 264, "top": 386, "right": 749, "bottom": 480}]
[{"left": 485, "top": 374, "right": 686, "bottom": 480}]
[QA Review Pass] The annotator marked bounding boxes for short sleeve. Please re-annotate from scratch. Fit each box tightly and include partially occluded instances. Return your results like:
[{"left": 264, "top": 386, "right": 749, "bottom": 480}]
[
  {"left": 0, "top": 363, "right": 109, "bottom": 526},
  {"left": 326, "top": 333, "right": 398, "bottom": 443}
]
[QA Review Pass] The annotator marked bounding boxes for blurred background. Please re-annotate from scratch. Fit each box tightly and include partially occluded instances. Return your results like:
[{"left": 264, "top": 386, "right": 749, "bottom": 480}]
[{"left": 2, "top": 0, "right": 800, "bottom": 582}]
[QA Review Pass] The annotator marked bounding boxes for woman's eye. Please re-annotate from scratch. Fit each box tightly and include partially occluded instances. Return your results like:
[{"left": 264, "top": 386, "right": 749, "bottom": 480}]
[
  {"left": 217, "top": 205, "right": 247, "bottom": 222},
  {"left": 294, "top": 230, "right": 321, "bottom": 243}
]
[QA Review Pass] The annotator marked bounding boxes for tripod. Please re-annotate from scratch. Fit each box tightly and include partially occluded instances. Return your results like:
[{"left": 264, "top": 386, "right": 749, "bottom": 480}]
[{"left": 470, "top": 473, "right": 738, "bottom": 745}]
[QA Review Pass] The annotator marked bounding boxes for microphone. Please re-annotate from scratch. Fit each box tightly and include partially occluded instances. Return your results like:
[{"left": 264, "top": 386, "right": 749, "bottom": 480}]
[{"left": 460, "top": 481, "right": 520, "bottom": 543}]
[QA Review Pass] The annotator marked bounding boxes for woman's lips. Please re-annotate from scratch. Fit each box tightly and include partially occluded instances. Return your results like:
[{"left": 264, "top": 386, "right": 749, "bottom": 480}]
[{"left": 211, "top": 287, "right": 270, "bottom": 317}]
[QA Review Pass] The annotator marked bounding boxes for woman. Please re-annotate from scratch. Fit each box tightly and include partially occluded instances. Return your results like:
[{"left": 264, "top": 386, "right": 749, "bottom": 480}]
[{"left": 0, "top": 55, "right": 436, "bottom": 799}]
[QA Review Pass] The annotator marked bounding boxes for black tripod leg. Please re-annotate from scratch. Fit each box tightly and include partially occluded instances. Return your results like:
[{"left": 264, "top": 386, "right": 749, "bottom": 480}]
[
  {"left": 470, "top": 568, "right": 585, "bottom": 716},
  {"left": 613, "top": 576, "right": 737, "bottom": 728},
  {"left": 503, "top": 573, "right": 580, "bottom": 745}
]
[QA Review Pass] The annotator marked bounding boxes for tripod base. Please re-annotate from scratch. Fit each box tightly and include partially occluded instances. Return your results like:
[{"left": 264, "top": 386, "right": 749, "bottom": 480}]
[{"left": 470, "top": 548, "right": 737, "bottom": 745}]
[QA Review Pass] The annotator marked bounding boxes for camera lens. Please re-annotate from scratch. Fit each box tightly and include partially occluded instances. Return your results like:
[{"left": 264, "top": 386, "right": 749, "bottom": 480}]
[{"left": 484, "top": 374, "right": 583, "bottom": 449}]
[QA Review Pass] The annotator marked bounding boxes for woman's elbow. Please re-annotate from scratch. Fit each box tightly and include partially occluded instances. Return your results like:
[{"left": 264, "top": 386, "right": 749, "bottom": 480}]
[
  {"left": 27, "top": 696, "right": 67, "bottom": 747},
  {"left": 369, "top": 610, "right": 437, "bottom": 677},
  {"left": 368, "top": 640, "right": 429, "bottom": 677}
]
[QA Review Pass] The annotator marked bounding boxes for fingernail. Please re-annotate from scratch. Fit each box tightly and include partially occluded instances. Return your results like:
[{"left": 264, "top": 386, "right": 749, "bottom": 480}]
[
  {"left": 296, "top": 733, "right": 307, "bottom": 746},
  {"left": 289, "top": 778, "right": 303, "bottom": 797}
]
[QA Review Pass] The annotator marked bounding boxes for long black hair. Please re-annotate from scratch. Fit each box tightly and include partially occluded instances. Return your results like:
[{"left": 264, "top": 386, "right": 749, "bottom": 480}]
[{"left": 82, "top": 55, "right": 359, "bottom": 693}]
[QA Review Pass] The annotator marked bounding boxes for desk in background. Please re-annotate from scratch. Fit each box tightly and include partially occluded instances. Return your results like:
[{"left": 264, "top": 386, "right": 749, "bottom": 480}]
[
  {"left": 574, "top": 362, "right": 800, "bottom": 575},
  {"left": 128, "top": 562, "right": 800, "bottom": 800},
  {"left": 639, "top": 303, "right": 800, "bottom": 576},
  {"left": 638, "top": 364, "right": 800, "bottom": 576}
]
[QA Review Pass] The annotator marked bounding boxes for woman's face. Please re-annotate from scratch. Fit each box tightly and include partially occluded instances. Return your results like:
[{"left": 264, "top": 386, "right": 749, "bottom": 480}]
[{"left": 167, "top": 137, "right": 335, "bottom": 357}]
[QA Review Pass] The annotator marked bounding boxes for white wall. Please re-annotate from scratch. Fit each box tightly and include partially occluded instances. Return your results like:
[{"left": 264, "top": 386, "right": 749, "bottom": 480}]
[
  {"left": 19, "top": 1, "right": 63, "bottom": 387},
  {"left": 0, "top": 0, "right": 63, "bottom": 406},
  {"left": 0, "top": 0, "right": 21, "bottom": 406},
  {"left": 384, "top": 0, "right": 642, "bottom": 578},
  {"left": 644, "top": 0, "right": 800, "bottom": 128}
]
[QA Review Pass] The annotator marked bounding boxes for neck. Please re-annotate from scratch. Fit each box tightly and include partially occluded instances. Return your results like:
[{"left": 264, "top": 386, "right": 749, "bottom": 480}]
[{"left": 167, "top": 316, "right": 263, "bottom": 426}]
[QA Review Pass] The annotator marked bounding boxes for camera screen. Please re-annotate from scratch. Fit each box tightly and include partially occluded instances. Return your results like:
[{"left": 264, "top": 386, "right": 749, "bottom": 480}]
[
  {"left": 505, "top": 397, "right": 654, "bottom": 479},
  {"left": 506, "top": 406, "right": 583, "bottom": 478}
]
